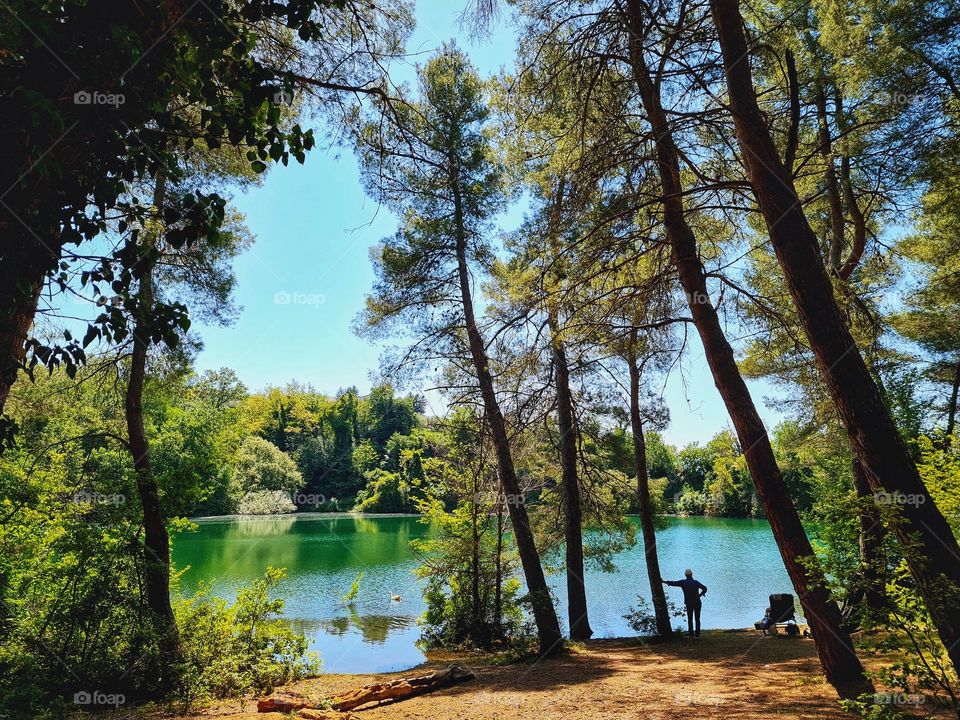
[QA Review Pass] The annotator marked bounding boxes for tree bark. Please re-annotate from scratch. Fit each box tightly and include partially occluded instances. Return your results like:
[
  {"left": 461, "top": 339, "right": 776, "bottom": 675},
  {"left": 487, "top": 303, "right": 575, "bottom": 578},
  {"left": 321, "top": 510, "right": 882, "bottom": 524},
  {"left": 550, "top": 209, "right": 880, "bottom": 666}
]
[
  {"left": 627, "top": 338, "right": 672, "bottom": 638},
  {"left": 549, "top": 315, "right": 593, "bottom": 640},
  {"left": 124, "top": 175, "right": 178, "bottom": 645},
  {"left": 624, "top": 0, "right": 870, "bottom": 696},
  {"left": 947, "top": 361, "right": 960, "bottom": 439},
  {"left": 450, "top": 166, "right": 563, "bottom": 654},
  {"left": 835, "top": 91, "right": 867, "bottom": 282},
  {"left": 851, "top": 458, "right": 885, "bottom": 613},
  {"left": 329, "top": 666, "right": 475, "bottom": 711},
  {"left": 813, "top": 81, "right": 845, "bottom": 274},
  {"left": 495, "top": 501, "right": 505, "bottom": 637},
  {"left": 0, "top": 265, "right": 44, "bottom": 418},
  {"left": 471, "top": 484, "right": 482, "bottom": 637},
  {"left": 710, "top": 0, "right": 960, "bottom": 679},
  {"left": 0, "top": 215, "right": 60, "bottom": 424}
]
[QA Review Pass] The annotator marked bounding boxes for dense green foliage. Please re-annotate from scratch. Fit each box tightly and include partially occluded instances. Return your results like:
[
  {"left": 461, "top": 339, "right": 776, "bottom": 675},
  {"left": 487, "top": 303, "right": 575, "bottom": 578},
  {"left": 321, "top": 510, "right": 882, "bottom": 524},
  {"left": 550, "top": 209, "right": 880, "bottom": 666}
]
[{"left": 0, "top": 0, "right": 410, "bottom": 427}]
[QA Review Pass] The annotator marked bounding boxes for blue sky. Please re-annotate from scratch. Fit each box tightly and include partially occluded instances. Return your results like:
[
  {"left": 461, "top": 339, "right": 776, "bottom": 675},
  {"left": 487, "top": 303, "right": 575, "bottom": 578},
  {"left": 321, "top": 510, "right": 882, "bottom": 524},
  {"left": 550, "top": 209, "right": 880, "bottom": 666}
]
[{"left": 190, "top": 1, "right": 790, "bottom": 448}]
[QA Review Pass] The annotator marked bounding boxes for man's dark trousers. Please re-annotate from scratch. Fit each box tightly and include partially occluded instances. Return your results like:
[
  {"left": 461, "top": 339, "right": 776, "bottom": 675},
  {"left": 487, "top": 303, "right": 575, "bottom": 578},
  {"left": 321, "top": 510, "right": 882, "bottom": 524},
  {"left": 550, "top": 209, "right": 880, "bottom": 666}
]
[{"left": 686, "top": 602, "right": 701, "bottom": 637}]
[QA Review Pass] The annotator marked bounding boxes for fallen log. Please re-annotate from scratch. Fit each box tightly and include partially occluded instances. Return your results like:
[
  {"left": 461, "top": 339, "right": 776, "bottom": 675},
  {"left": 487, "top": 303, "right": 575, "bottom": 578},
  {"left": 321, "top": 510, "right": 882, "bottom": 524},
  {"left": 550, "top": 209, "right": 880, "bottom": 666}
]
[
  {"left": 327, "top": 665, "right": 476, "bottom": 711},
  {"left": 257, "top": 690, "right": 311, "bottom": 713}
]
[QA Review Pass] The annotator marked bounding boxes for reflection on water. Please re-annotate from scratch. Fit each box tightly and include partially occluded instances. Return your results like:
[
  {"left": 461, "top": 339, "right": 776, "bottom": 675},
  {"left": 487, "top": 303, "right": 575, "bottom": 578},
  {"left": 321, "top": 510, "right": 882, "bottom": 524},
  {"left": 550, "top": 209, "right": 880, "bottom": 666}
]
[
  {"left": 288, "top": 612, "right": 423, "bottom": 673},
  {"left": 293, "top": 613, "right": 417, "bottom": 642},
  {"left": 173, "top": 514, "right": 792, "bottom": 674},
  {"left": 208, "top": 514, "right": 298, "bottom": 537}
]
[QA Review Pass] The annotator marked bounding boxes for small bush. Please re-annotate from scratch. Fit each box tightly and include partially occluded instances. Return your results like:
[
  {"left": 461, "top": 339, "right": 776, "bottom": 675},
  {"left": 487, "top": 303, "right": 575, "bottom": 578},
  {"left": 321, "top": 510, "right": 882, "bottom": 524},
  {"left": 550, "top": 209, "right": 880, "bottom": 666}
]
[
  {"left": 237, "top": 489, "right": 296, "bottom": 514},
  {"left": 838, "top": 694, "right": 907, "bottom": 720},
  {"left": 342, "top": 571, "right": 364, "bottom": 604},
  {"left": 354, "top": 468, "right": 416, "bottom": 512},
  {"left": 174, "top": 567, "right": 320, "bottom": 708},
  {"left": 233, "top": 436, "right": 302, "bottom": 494},
  {"left": 674, "top": 485, "right": 706, "bottom": 515}
]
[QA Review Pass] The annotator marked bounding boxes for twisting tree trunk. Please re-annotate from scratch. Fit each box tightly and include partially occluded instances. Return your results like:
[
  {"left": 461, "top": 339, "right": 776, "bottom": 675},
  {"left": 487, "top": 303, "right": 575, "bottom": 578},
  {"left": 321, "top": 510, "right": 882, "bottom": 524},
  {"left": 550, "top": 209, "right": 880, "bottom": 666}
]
[
  {"left": 450, "top": 167, "right": 563, "bottom": 654},
  {"left": 627, "top": 334, "right": 672, "bottom": 638},
  {"left": 834, "top": 92, "right": 868, "bottom": 282},
  {"left": 125, "top": 174, "right": 178, "bottom": 649},
  {"left": 710, "top": 0, "right": 960, "bottom": 678},
  {"left": 813, "top": 81, "right": 845, "bottom": 274},
  {"left": 624, "top": 0, "right": 869, "bottom": 696},
  {"left": 549, "top": 314, "right": 593, "bottom": 640}
]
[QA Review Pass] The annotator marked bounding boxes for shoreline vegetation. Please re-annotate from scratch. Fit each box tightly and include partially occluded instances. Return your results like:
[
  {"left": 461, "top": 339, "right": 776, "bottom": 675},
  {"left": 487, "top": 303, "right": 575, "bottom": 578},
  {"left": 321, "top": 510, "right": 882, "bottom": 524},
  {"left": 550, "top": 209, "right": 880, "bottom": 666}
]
[{"left": 185, "top": 512, "right": 763, "bottom": 521}]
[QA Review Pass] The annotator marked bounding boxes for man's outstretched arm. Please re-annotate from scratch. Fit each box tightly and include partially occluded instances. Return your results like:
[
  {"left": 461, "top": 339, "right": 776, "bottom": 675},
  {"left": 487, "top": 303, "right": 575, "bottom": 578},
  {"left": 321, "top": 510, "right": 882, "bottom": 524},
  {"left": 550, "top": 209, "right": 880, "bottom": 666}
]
[{"left": 661, "top": 578, "right": 681, "bottom": 587}]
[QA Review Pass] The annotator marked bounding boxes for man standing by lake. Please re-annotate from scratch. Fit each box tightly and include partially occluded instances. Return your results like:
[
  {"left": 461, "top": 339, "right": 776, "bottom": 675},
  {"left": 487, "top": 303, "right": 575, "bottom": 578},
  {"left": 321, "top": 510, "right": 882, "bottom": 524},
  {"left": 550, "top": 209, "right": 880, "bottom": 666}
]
[{"left": 662, "top": 569, "right": 707, "bottom": 638}]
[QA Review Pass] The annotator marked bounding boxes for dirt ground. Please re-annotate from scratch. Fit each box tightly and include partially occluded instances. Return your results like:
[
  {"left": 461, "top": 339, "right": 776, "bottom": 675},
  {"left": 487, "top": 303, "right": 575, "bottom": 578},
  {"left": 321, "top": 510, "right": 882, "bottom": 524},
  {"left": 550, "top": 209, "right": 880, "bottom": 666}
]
[{"left": 120, "top": 631, "right": 948, "bottom": 720}]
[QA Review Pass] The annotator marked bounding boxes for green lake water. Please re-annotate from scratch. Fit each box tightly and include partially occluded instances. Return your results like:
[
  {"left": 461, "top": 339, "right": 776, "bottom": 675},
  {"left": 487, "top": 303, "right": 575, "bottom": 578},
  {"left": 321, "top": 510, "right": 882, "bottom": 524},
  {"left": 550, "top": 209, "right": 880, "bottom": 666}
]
[{"left": 172, "top": 514, "right": 792, "bottom": 674}]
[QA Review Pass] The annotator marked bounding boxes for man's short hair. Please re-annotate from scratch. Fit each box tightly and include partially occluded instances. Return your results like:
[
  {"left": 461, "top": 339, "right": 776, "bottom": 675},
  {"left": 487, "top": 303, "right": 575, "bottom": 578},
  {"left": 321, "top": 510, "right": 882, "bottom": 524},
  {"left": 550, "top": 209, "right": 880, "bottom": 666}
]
[{"left": 684, "top": 569, "right": 693, "bottom": 577}]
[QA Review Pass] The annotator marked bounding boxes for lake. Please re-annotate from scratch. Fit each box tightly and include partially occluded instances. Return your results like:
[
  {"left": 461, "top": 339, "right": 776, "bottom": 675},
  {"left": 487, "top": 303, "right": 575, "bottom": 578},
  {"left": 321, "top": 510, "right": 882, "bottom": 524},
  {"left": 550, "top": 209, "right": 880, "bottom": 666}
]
[{"left": 172, "top": 514, "right": 792, "bottom": 674}]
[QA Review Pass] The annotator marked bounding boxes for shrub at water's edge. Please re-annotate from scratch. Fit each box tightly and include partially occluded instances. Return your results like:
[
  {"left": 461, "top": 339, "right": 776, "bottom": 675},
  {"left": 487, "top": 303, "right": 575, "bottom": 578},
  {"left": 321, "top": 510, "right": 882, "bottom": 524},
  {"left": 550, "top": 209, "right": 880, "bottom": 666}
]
[{"left": 173, "top": 567, "right": 320, "bottom": 710}]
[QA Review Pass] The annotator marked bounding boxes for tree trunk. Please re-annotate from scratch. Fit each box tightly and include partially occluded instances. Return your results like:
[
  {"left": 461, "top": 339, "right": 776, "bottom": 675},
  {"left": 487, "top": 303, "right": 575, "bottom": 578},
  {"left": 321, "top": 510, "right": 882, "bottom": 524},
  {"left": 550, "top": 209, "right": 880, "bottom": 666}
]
[
  {"left": 549, "top": 315, "right": 593, "bottom": 640},
  {"left": 627, "top": 340, "right": 672, "bottom": 638},
  {"left": 947, "top": 361, "right": 960, "bottom": 439},
  {"left": 851, "top": 458, "right": 885, "bottom": 613},
  {"left": 0, "top": 216, "right": 58, "bottom": 424},
  {"left": 124, "top": 175, "right": 178, "bottom": 646},
  {"left": 495, "top": 501, "right": 504, "bottom": 636},
  {"left": 710, "top": 0, "right": 960, "bottom": 678},
  {"left": 835, "top": 91, "right": 867, "bottom": 282},
  {"left": 624, "top": 0, "right": 870, "bottom": 696},
  {"left": 450, "top": 172, "right": 563, "bottom": 654},
  {"left": 471, "top": 470, "right": 483, "bottom": 643},
  {"left": 813, "top": 81, "right": 845, "bottom": 274},
  {"left": 0, "top": 267, "right": 43, "bottom": 419}
]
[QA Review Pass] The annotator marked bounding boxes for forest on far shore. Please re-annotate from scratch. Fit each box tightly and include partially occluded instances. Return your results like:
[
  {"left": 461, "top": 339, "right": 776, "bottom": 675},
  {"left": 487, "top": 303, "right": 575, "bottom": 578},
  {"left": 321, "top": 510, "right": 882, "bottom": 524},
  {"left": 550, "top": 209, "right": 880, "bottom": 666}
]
[{"left": 10, "top": 364, "right": 946, "bottom": 522}]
